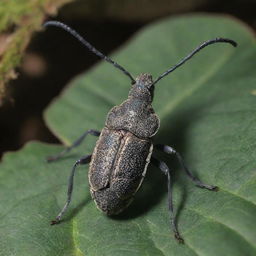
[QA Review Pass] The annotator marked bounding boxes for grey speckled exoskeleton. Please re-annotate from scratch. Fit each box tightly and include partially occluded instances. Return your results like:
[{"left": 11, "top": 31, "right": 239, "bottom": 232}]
[{"left": 44, "top": 21, "right": 237, "bottom": 243}]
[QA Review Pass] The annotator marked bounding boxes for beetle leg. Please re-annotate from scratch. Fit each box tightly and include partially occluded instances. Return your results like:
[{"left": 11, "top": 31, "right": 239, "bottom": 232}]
[
  {"left": 155, "top": 144, "right": 218, "bottom": 191},
  {"left": 51, "top": 154, "right": 92, "bottom": 225},
  {"left": 151, "top": 156, "right": 184, "bottom": 243},
  {"left": 47, "top": 129, "right": 100, "bottom": 162}
]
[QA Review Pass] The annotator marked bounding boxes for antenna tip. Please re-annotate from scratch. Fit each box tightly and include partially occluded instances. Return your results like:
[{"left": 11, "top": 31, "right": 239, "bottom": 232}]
[
  {"left": 43, "top": 20, "right": 63, "bottom": 29},
  {"left": 216, "top": 37, "right": 238, "bottom": 47},
  {"left": 43, "top": 21, "right": 52, "bottom": 28}
]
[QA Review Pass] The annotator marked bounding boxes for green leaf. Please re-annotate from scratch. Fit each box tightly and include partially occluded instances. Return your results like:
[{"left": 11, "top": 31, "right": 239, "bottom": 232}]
[{"left": 1, "top": 14, "right": 256, "bottom": 255}]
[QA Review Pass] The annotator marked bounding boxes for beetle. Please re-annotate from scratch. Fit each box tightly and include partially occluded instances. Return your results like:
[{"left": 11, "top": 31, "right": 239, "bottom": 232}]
[{"left": 44, "top": 21, "right": 237, "bottom": 243}]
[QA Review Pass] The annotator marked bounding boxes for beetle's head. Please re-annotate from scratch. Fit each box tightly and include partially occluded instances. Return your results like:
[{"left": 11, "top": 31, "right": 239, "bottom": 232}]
[{"left": 128, "top": 73, "right": 155, "bottom": 102}]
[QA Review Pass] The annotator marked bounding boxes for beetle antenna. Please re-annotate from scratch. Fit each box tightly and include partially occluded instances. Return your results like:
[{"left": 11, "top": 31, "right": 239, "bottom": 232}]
[
  {"left": 43, "top": 21, "right": 136, "bottom": 84},
  {"left": 152, "top": 38, "right": 237, "bottom": 86}
]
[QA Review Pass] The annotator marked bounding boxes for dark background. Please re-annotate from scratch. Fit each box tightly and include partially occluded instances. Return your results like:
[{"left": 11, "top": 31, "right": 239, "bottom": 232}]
[{"left": 0, "top": 0, "right": 255, "bottom": 158}]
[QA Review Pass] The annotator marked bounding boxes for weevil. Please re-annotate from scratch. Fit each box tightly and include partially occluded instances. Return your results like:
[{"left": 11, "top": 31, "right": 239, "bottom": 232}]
[{"left": 44, "top": 21, "right": 237, "bottom": 243}]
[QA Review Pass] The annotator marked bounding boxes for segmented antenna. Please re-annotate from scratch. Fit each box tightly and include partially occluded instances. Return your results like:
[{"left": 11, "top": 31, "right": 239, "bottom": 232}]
[
  {"left": 44, "top": 21, "right": 135, "bottom": 84},
  {"left": 152, "top": 38, "right": 237, "bottom": 86}
]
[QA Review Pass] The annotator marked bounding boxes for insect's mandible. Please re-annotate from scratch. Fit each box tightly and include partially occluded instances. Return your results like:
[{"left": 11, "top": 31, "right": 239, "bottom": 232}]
[{"left": 44, "top": 21, "right": 237, "bottom": 243}]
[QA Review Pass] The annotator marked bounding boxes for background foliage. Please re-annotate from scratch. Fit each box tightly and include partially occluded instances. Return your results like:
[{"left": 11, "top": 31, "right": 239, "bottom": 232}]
[{"left": 1, "top": 14, "right": 256, "bottom": 255}]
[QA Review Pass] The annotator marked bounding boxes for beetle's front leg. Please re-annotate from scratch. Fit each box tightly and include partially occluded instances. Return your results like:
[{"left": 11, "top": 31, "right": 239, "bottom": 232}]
[
  {"left": 151, "top": 156, "right": 184, "bottom": 243},
  {"left": 47, "top": 129, "right": 100, "bottom": 162},
  {"left": 51, "top": 154, "right": 92, "bottom": 225},
  {"left": 155, "top": 144, "right": 218, "bottom": 191}
]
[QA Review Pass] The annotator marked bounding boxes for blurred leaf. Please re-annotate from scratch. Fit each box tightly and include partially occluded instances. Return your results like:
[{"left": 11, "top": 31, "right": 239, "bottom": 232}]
[{"left": 1, "top": 14, "right": 256, "bottom": 256}]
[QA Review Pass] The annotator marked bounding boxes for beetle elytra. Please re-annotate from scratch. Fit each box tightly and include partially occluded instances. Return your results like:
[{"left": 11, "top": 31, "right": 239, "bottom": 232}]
[{"left": 44, "top": 21, "right": 237, "bottom": 243}]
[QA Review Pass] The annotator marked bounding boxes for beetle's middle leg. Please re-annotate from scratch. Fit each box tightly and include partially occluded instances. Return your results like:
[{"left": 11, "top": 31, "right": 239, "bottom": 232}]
[
  {"left": 51, "top": 154, "right": 92, "bottom": 225},
  {"left": 155, "top": 144, "right": 218, "bottom": 191},
  {"left": 47, "top": 129, "right": 100, "bottom": 162},
  {"left": 151, "top": 156, "right": 184, "bottom": 243}
]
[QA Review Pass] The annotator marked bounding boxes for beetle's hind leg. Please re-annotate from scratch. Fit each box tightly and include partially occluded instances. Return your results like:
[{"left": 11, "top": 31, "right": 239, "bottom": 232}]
[
  {"left": 47, "top": 129, "right": 100, "bottom": 162},
  {"left": 151, "top": 156, "right": 184, "bottom": 243},
  {"left": 51, "top": 154, "right": 92, "bottom": 225},
  {"left": 155, "top": 144, "right": 218, "bottom": 191}
]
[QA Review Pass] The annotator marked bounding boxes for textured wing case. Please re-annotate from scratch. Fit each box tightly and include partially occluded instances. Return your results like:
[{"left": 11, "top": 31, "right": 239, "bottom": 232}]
[{"left": 89, "top": 127, "right": 153, "bottom": 215}]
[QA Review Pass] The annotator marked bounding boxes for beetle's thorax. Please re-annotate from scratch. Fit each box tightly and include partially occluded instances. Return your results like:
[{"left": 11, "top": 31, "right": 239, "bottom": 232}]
[{"left": 105, "top": 73, "right": 160, "bottom": 138}]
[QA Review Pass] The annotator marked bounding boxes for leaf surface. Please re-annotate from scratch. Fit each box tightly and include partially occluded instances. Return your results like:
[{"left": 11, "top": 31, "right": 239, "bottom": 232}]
[{"left": 1, "top": 15, "right": 256, "bottom": 256}]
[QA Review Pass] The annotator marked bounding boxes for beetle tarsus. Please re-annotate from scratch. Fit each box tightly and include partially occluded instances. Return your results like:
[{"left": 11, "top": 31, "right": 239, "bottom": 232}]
[
  {"left": 46, "top": 156, "right": 59, "bottom": 163},
  {"left": 175, "top": 233, "right": 184, "bottom": 244},
  {"left": 46, "top": 150, "right": 69, "bottom": 163},
  {"left": 50, "top": 219, "right": 60, "bottom": 225},
  {"left": 198, "top": 184, "right": 219, "bottom": 191},
  {"left": 210, "top": 185, "right": 219, "bottom": 192}
]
